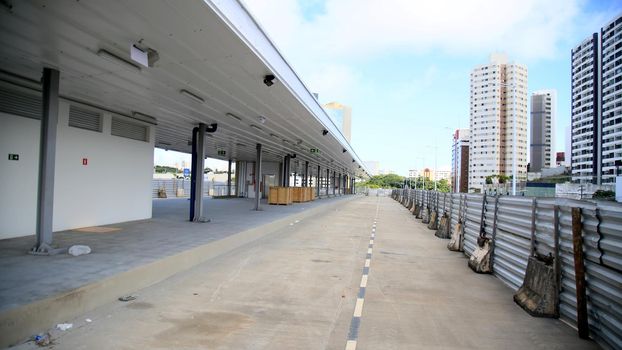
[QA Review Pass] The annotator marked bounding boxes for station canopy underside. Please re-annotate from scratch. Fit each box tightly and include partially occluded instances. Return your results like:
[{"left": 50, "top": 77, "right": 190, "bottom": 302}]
[{"left": 0, "top": 0, "right": 369, "bottom": 177}]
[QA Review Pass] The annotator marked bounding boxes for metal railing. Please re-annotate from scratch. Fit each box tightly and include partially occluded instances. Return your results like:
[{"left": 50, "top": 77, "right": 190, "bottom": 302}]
[
  {"left": 152, "top": 179, "right": 236, "bottom": 198},
  {"left": 391, "top": 188, "right": 622, "bottom": 350}
]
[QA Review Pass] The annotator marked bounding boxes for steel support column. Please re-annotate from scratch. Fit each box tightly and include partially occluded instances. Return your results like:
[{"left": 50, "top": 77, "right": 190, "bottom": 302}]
[
  {"left": 283, "top": 155, "right": 290, "bottom": 187},
  {"left": 317, "top": 165, "right": 321, "bottom": 198},
  {"left": 190, "top": 123, "right": 207, "bottom": 222},
  {"left": 254, "top": 143, "right": 262, "bottom": 211},
  {"left": 332, "top": 171, "right": 336, "bottom": 196},
  {"left": 338, "top": 173, "right": 342, "bottom": 195},
  {"left": 32, "top": 68, "right": 60, "bottom": 254},
  {"left": 326, "top": 168, "right": 330, "bottom": 197},
  {"left": 304, "top": 161, "right": 309, "bottom": 187},
  {"left": 227, "top": 159, "right": 232, "bottom": 197}
]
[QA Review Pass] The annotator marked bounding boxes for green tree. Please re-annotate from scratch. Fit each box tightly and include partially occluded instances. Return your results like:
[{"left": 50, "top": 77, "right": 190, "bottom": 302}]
[{"left": 154, "top": 165, "right": 179, "bottom": 174}]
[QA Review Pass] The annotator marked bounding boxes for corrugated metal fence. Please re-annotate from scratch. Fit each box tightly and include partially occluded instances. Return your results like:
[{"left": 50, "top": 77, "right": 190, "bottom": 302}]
[{"left": 391, "top": 189, "right": 622, "bottom": 350}]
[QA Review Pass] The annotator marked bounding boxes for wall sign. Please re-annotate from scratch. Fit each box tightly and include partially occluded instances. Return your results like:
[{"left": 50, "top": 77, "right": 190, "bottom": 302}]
[
  {"left": 82, "top": 158, "right": 88, "bottom": 166},
  {"left": 8, "top": 154, "right": 19, "bottom": 161}
]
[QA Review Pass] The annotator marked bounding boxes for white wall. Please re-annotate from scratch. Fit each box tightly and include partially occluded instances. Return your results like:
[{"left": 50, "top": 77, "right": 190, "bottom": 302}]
[
  {"left": 243, "top": 160, "right": 280, "bottom": 199},
  {"left": 0, "top": 101, "right": 154, "bottom": 239},
  {"left": 0, "top": 113, "right": 41, "bottom": 238}
]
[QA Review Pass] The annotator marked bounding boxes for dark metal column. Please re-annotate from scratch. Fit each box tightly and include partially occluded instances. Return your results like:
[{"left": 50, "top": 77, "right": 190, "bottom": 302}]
[
  {"left": 293, "top": 171, "right": 297, "bottom": 187},
  {"left": 190, "top": 123, "right": 207, "bottom": 222},
  {"left": 338, "top": 173, "right": 342, "bottom": 195},
  {"left": 317, "top": 165, "right": 321, "bottom": 198},
  {"left": 304, "top": 161, "right": 309, "bottom": 187},
  {"left": 332, "top": 171, "right": 336, "bottom": 196},
  {"left": 326, "top": 168, "right": 330, "bottom": 197},
  {"left": 227, "top": 159, "right": 232, "bottom": 197},
  {"left": 283, "top": 155, "right": 290, "bottom": 187},
  {"left": 32, "top": 68, "right": 60, "bottom": 254},
  {"left": 254, "top": 143, "right": 262, "bottom": 211}
]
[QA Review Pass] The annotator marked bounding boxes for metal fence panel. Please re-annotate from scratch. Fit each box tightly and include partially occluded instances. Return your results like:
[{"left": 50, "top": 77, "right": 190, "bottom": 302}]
[
  {"left": 463, "top": 194, "right": 483, "bottom": 257},
  {"left": 394, "top": 189, "right": 622, "bottom": 349},
  {"left": 493, "top": 196, "right": 533, "bottom": 291},
  {"left": 449, "top": 193, "right": 461, "bottom": 236}
]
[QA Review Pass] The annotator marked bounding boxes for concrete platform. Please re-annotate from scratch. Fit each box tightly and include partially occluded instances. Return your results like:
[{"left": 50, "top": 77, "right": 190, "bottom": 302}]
[
  {"left": 5, "top": 196, "right": 598, "bottom": 349},
  {"left": 0, "top": 195, "right": 353, "bottom": 347}
]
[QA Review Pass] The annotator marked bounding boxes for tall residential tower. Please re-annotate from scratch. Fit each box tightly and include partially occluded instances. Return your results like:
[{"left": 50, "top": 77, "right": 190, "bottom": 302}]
[
  {"left": 530, "top": 90, "right": 557, "bottom": 172},
  {"left": 451, "top": 128, "right": 470, "bottom": 192},
  {"left": 468, "top": 53, "right": 529, "bottom": 191},
  {"left": 571, "top": 13, "right": 622, "bottom": 184}
]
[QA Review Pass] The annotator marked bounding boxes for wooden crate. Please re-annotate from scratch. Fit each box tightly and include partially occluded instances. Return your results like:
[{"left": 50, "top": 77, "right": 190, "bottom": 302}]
[
  {"left": 276, "top": 187, "right": 292, "bottom": 205},
  {"left": 304, "top": 187, "right": 313, "bottom": 202},
  {"left": 292, "top": 187, "right": 303, "bottom": 203},
  {"left": 268, "top": 187, "right": 279, "bottom": 204}
]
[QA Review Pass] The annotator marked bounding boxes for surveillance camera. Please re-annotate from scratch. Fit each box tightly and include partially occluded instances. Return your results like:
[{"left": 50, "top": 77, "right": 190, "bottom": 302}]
[
  {"left": 342, "top": 148, "right": 347, "bottom": 153},
  {"left": 322, "top": 129, "right": 329, "bottom": 136},
  {"left": 263, "top": 74, "right": 275, "bottom": 87}
]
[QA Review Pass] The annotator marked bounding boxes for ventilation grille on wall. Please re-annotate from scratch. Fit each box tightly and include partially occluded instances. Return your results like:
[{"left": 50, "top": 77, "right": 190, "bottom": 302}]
[
  {"left": 0, "top": 85, "right": 42, "bottom": 120},
  {"left": 111, "top": 116, "right": 149, "bottom": 142},
  {"left": 68, "top": 105, "right": 102, "bottom": 132}
]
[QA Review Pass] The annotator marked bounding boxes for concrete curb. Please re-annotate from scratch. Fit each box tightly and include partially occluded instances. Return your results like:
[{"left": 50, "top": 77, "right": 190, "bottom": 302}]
[{"left": 0, "top": 195, "right": 360, "bottom": 348}]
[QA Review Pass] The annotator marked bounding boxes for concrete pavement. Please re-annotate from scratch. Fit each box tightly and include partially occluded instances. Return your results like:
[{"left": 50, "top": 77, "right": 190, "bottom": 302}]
[{"left": 9, "top": 196, "right": 598, "bottom": 349}]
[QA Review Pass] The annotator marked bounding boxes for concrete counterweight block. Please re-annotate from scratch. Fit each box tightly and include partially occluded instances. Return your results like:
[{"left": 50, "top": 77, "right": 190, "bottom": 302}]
[
  {"left": 468, "top": 238, "right": 492, "bottom": 273},
  {"left": 421, "top": 207, "right": 430, "bottom": 224},
  {"left": 415, "top": 205, "right": 423, "bottom": 219},
  {"left": 447, "top": 223, "right": 462, "bottom": 251},
  {"left": 427, "top": 211, "right": 438, "bottom": 230},
  {"left": 513, "top": 256, "right": 559, "bottom": 318},
  {"left": 435, "top": 214, "right": 450, "bottom": 238},
  {"left": 413, "top": 204, "right": 420, "bottom": 215}
]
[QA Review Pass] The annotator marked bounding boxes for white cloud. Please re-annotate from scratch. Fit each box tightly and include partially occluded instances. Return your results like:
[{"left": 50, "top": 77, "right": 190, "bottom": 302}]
[{"left": 244, "top": 0, "right": 585, "bottom": 63}]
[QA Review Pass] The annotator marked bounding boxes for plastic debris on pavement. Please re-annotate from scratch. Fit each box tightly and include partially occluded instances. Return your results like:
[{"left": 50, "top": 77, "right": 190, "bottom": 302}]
[
  {"left": 34, "top": 333, "right": 51, "bottom": 346},
  {"left": 118, "top": 295, "right": 136, "bottom": 302},
  {"left": 56, "top": 323, "right": 73, "bottom": 331},
  {"left": 68, "top": 245, "right": 91, "bottom": 256}
]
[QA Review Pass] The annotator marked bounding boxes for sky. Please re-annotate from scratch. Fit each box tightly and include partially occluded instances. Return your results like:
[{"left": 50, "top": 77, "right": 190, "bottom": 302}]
[{"left": 155, "top": 0, "right": 622, "bottom": 176}]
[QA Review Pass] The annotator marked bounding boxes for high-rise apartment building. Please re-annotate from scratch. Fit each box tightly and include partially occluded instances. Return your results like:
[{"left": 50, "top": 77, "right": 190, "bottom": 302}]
[
  {"left": 571, "top": 13, "right": 622, "bottom": 184},
  {"left": 530, "top": 90, "right": 557, "bottom": 172},
  {"left": 601, "top": 16, "right": 622, "bottom": 183},
  {"left": 323, "top": 102, "right": 352, "bottom": 143},
  {"left": 468, "top": 53, "right": 529, "bottom": 191},
  {"left": 451, "top": 128, "right": 470, "bottom": 192},
  {"left": 571, "top": 34, "right": 600, "bottom": 183}
]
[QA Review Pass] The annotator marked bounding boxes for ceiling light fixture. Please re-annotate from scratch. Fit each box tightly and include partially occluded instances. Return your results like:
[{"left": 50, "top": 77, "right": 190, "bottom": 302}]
[
  {"left": 270, "top": 133, "right": 279, "bottom": 139},
  {"left": 250, "top": 124, "right": 263, "bottom": 131},
  {"left": 226, "top": 113, "right": 242, "bottom": 121},
  {"left": 180, "top": 89, "right": 205, "bottom": 104},
  {"left": 97, "top": 49, "right": 141, "bottom": 72},
  {"left": 131, "top": 111, "right": 157, "bottom": 125},
  {"left": 236, "top": 143, "right": 246, "bottom": 147},
  {"left": 257, "top": 116, "right": 267, "bottom": 124},
  {"left": 263, "top": 74, "right": 276, "bottom": 87}
]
